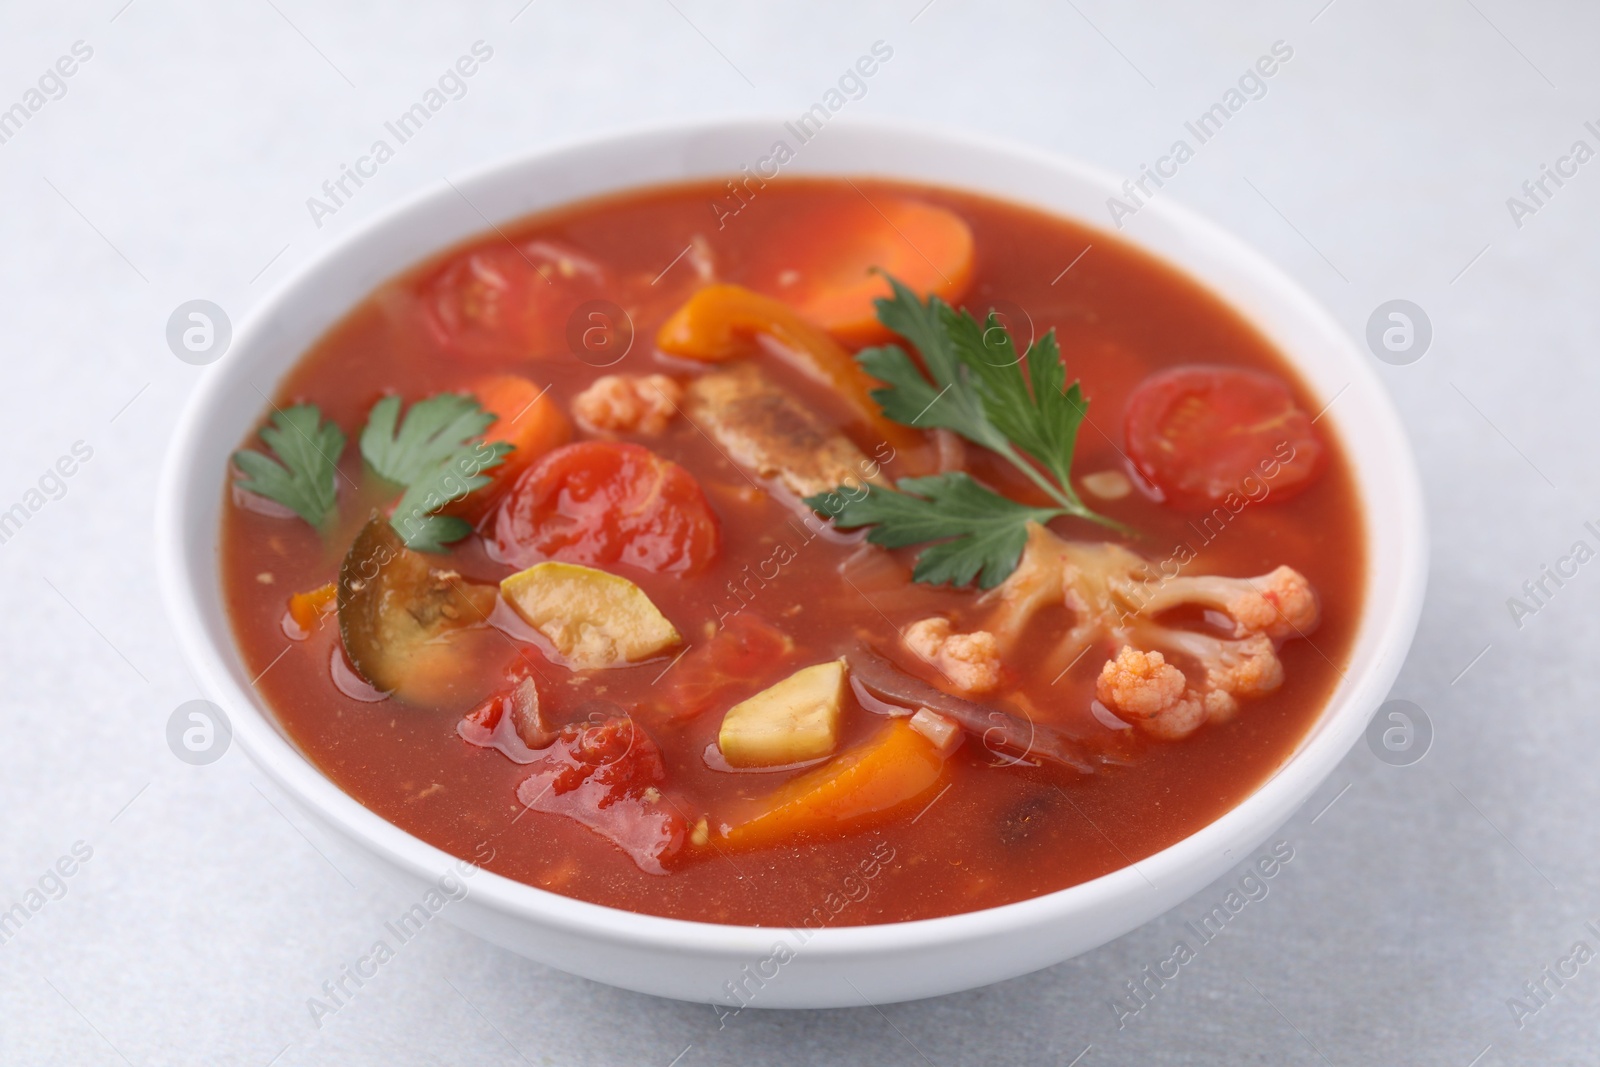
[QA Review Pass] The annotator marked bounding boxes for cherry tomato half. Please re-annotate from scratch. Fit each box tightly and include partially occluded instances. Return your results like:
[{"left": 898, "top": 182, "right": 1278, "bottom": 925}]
[
  {"left": 420, "top": 241, "right": 605, "bottom": 361},
  {"left": 1123, "top": 365, "right": 1324, "bottom": 504},
  {"left": 492, "top": 441, "right": 720, "bottom": 574}
]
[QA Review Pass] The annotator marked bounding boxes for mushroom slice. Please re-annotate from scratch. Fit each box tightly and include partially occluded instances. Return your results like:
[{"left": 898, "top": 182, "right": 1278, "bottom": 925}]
[{"left": 337, "top": 518, "right": 498, "bottom": 699}]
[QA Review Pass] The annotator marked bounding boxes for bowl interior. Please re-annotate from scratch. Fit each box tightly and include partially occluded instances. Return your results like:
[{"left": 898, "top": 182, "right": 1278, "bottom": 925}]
[{"left": 158, "top": 118, "right": 1425, "bottom": 963}]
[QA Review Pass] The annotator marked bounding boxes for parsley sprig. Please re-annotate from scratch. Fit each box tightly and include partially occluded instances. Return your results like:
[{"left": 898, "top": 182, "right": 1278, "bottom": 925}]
[
  {"left": 817, "top": 473, "right": 1068, "bottom": 589},
  {"left": 360, "top": 394, "right": 511, "bottom": 552},
  {"left": 231, "top": 405, "right": 346, "bottom": 529},
  {"left": 232, "top": 392, "right": 511, "bottom": 553},
  {"left": 804, "top": 275, "right": 1130, "bottom": 589}
]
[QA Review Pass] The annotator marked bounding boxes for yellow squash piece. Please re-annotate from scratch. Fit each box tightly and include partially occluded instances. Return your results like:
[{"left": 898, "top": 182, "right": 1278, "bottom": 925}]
[
  {"left": 718, "top": 659, "right": 847, "bottom": 768},
  {"left": 499, "top": 561, "right": 681, "bottom": 669}
]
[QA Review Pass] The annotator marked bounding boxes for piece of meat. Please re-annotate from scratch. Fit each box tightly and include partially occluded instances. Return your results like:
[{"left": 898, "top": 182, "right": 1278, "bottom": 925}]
[{"left": 684, "top": 363, "right": 882, "bottom": 499}]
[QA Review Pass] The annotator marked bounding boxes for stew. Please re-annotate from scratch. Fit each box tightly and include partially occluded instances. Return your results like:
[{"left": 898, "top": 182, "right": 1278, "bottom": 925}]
[{"left": 220, "top": 177, "right": 1364, "bottom": 925}]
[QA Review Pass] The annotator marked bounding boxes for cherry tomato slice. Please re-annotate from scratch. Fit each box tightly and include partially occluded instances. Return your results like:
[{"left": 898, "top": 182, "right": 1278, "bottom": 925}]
[
  {"left": 1124, "top": 365, "right": 1324, "bottom": 504},
  {"left": 492, "top": 441, "right": 720, "bottom": 574},
  {"left": 420, "top": 241, "right": 605, "bottom": 360}
]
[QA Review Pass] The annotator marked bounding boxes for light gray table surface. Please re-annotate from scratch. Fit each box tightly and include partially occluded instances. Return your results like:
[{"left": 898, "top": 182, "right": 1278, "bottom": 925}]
[{"left": 2, "top": 1, "right": 1595, "bottom": 1063}]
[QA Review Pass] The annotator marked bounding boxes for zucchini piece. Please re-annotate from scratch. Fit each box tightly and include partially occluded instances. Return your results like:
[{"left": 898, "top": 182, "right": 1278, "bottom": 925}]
[{"left": 499, "top": 561, "right": 680, "bottom": 669}]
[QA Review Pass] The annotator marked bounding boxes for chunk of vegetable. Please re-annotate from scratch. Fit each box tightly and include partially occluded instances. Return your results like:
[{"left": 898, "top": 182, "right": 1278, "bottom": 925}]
[
  {"left": 747, "top": 196, "right": 975, "bottom": 346},
  {"left": 717, "top": 719, "right": 946, "bottom": 850},
  {"left": 456, "top": 374, "right": 571, "bottom": 519},
  {"left": 1123, "top": 365, "right": 1324, "bottom": 504},
  {"left": 980, "top": 522, "right": 1319, "bottom": 740},
  {"left": 848, "top": 641, "right": 1096, "bottom": 774},
  {"left": 420, "top": 241, "right": 605, "bottom": 360},
  {"left": 571, "top": 374, "right": 682, "bottom": 436},
  {"left": 492, "top": 441, "right": 721, "bottom": 575},
  {"left": 286, "top": 581, "right": 337, "bottom": 635},
  {"left": 516, "top": 715, "right": 685, "bottom": 874},
  {"left": 908, "top": 708, "right": 963, "bottom": 754},
  {"left": 458, "top": 675, "right": 553, "bottom": 762},
  {"left": 500, "top": 561, "right": 681, "bottom": 669},
  {"left": 662, "top": 614, "right": 797, "bottom": 722},
  {"left": 655, "top": 283, "right": 923, "bottom": 458},
  {"left": 718, "top": 660, "right": 847, "bottom": 768},
  {"left": 337, "top": 518, "right": 498, "bottom": 699}
]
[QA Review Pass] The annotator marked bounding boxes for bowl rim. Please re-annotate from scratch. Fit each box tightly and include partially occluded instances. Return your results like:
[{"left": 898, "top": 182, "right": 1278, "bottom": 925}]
[{"left": 156, "top": 114, "right": 1428, "bottom": 965}]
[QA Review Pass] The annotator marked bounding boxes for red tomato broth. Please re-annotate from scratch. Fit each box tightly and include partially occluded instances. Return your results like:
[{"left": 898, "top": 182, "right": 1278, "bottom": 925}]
[{"left": 219, "top": 178, "right": 1365, "bottom": 925}]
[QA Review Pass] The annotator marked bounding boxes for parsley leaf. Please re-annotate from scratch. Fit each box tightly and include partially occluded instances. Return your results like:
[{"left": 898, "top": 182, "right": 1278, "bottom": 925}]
[
  {"left": 359, "top": 393, "right": 511, "bottom": 552},
  {"left": 862, "top": 275, "right": 1123, "bottom": 532},
  {"left": 806, "top": 474, "right": 1066, "bottom": 590},
  {"left": 389, "top": 440, "right": 512, "bottom": 553},
  {"left": 232, "top": 404, "right": 345, "bottom": 529},
  {"left": 806, "top": 274, "right": 1136, "bottom": 589},
  {"left": 360, "top": 393, "right": 498, "bottom": 485},
  {"left": 857, "top": 280, "right": 1012, "bottom": 456},
  {"left": 944, "top": 309, "right": 1090, "bottom": 500}
]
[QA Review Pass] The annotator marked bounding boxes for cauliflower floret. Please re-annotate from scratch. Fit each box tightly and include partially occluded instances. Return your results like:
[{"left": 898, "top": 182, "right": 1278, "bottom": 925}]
[
  {"left": 1095, "top": 647, "right": 1241, "bottom": 739},
  {"left": 904, "top": 617, "right": 1002, "bottom": 695},
  {"left": 1095, "top": 648, "right": 1211, "bottom": 740},
  {"left": 1134, "top": 565, "right": 1319, "bottom": 640},
  {"left": 982, "top": 523, "right": 1317, "bottom": 741},
  {"left": 1096, "top": 647, "right": 1186, "bottom": 717},
  {"left": 1146, "top": 629, "right": 1283, "bottom": 701},
  {"left": 572, "top": 374, "right": 681, "bottom": 435}
]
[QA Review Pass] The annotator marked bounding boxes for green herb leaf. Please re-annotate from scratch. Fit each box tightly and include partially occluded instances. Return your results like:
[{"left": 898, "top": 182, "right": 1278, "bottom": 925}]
[
  {"left": 359, "top": 393, "right": 499, "bottom": 486},
  {"left": 805, "top": 473, "right": 1066, "bottom": 590},
  {"left": 806, "top": 274, "right": 1136, "bottom": 589},
  {"left": 388, "top": 440, "right": 512, "bottom": 552},
  {"left": 858, "top": 275, "right": 1012, "bottom": 456},
  {"left": 232, "top": 404, "right": 345, "bottom": 528},
  {"left": 863, "top": 275, "right": 1123, "bottom": 532},
  {"left": 359, "top": 393, "right": 511, "bottom": 552},
  {"left": 944, "top": 312, "right": 1091, "bottom": 509}
]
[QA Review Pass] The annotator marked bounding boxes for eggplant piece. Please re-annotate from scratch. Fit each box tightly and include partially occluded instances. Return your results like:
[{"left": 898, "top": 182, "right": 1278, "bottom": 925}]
[
  {"left": 847, "top": 642, "right": 1095, "bottom": 774},
  {"left": 338, "top": 517, "right": 498, "bottom": 699}
]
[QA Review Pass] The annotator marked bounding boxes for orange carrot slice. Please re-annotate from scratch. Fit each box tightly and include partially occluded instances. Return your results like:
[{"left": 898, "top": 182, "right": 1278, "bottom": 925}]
[
  {"left": 287, "top": 582, "right": 337, "bottom": 635},
  {"left": 717, "top": 719, "right": 947, "bottom": 850},
  {"left": 760, "top": 197, "right": 974, "bottom": 346},
  {"left": 456, "top": 375, "right": 572, "bottom": 520}
]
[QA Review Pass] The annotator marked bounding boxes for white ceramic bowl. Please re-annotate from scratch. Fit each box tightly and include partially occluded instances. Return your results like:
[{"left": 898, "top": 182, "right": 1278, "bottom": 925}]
[{"left": 157, "top": 118, "right": 1427, "bottom": 1008}]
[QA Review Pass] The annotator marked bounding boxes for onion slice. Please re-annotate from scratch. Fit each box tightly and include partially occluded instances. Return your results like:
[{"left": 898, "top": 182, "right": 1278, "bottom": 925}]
[{"left": 846, "top": 643, "right": 1095, "bottom": 774}]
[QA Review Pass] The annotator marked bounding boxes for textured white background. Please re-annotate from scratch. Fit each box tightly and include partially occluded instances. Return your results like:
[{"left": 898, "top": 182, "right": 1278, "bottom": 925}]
[{"left": 1, "top": 1, "right": 1595, "bottom": 1064}]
